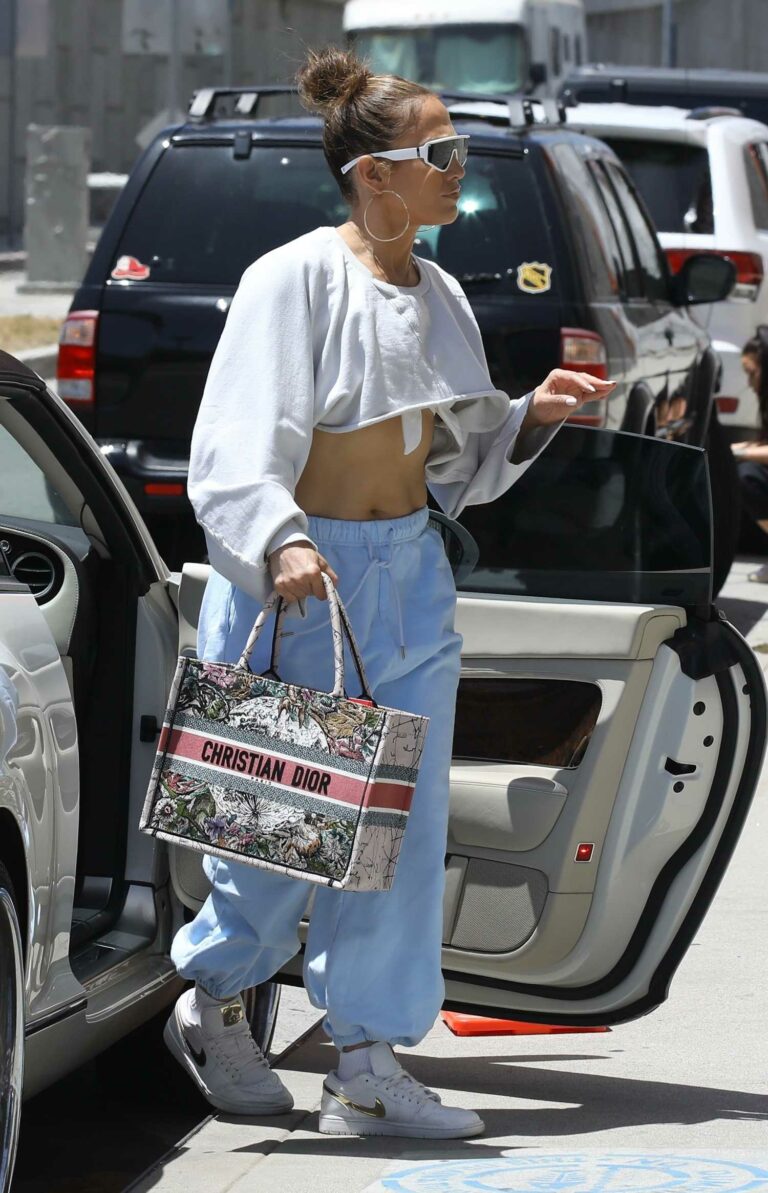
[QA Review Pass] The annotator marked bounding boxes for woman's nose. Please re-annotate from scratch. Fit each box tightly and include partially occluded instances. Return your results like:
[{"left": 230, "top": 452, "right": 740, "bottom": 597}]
[{"left": 448, "top": 155, "right": 465, "bottom": 181}]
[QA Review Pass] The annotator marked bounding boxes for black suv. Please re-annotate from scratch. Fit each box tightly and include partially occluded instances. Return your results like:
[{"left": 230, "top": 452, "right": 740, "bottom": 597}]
[{"left": 59, "top": 87, "right": 736, "bottom": 585}]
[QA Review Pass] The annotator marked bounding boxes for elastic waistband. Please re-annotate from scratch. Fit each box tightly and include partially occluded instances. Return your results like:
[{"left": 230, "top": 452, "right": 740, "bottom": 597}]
[{"left": 306, "top": 505, "right": 430, "bottom": 545}]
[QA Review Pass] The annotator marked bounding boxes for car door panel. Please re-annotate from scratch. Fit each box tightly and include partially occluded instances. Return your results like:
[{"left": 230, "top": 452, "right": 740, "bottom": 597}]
[
  {"left": 440, "top": 636, "right": 759, "bottom": 1026},
  {"left": 0, "top": 581, "right": 83, "bottom": 1021},
  {"left": 166, "top": 425, "right": 764, "bottom": 1029}
]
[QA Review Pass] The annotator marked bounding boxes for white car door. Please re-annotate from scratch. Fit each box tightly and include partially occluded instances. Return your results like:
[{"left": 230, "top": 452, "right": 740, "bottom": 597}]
[
  {"left": 169, "top": 423, "right": 766, "bottom": 1028},
  {"left": 0, "top": 351, "right": 180, "bottom": 1038},
  {"left": 9, "top": 353, "right": 759, "bottom": 1031}
]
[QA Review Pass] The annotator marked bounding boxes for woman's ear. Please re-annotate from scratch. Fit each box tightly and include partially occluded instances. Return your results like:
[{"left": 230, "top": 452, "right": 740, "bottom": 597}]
[{"left": 356, "top": 155, "right": 392, "bottom": 195}]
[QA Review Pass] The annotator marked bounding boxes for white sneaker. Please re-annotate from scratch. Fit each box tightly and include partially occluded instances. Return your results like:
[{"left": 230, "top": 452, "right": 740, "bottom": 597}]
[
  {"left": 318, "top": 1042, "right": 484, "bottom": 1138},
  {"left": 163, "top": 988, "right": 294, "bottom": 1115},
  {"left": 748, "top": 563, "right": 768, "bottom": 583}
]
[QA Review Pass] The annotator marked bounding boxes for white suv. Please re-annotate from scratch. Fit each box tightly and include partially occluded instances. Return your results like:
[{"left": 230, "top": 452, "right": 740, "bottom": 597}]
[{"left": 565, "top": 102, "right": 768, "bottom": 439}]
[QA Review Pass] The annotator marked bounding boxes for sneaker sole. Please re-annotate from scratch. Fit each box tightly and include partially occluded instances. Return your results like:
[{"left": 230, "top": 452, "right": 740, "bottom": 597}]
[
  {"left": 317, "top": 1112, "right": 485, "bottom": 1139},
  {"left": 163, "top": 1005, "right": 294, "bottom": 1116}
]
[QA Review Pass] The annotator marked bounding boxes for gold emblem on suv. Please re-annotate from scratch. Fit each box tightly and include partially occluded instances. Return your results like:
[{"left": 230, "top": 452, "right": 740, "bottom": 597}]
[{"left": 516, "top": 261, "right": 553, "bottom": 293}]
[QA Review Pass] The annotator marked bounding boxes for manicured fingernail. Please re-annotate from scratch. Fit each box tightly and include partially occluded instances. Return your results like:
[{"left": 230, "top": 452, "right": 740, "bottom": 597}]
[
  {"left": 565, "top": 396, "right": 578, "bottom": 406},
  {"left": 584, "top": 384, "right": 596, "bottom": 392}
]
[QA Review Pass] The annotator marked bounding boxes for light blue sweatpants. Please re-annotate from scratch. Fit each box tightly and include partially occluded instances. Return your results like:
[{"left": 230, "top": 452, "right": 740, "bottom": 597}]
[{"left": 170, "top": 506, "right": 463, "bottom": 1049}]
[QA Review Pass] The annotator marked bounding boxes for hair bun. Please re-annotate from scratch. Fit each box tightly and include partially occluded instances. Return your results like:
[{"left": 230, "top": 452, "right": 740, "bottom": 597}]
[{"left": 297, "top": 46, "right": 371, "bottom": 115}]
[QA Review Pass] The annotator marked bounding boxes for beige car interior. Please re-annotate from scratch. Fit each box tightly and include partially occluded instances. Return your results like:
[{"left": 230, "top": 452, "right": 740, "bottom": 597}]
[{"left": 166, "top": 564, "right": 725, "bottom": 1009}]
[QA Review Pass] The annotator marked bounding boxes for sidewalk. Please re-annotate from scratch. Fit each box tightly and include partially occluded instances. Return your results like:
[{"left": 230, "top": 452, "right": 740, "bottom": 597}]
[
  {"left": 0, "top": 270, "right": 73, "bottom": 319},
  {"left": 0, "top": 270, "right": 73, "bottom": 379},
  {"left": 127, "top": 567, "right": 768, "bottom": 1193}
]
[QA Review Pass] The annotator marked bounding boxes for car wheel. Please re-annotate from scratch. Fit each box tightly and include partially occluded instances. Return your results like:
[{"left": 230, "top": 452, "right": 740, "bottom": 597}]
[
  {"left": 0, "top": 863, "right": 24, "bottom": 1193},
  {"left": 707, "top": 411, "right": 741, "bottom": 597},
  {"left": 242, "top": 981, "right": 281, "bottom": 1059}
]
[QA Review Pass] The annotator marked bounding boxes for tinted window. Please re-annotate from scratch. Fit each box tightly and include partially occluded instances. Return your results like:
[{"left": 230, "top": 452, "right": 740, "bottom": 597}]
[
  {"left": 0, "top": 419, "right": 77, "bottom": 527},
  {"left": 602, "top": 137, "right": 713, "bottom": 234},
  {"left": 433, "top": 427, "right": 712, "bottom": 607},
  {"left": 352, "top": 25, "right": 526, "bottom": 93},
  {"left": 604, "top": 161, "right": 669, "bottom": 302},
  {"left": 115, "top": 143, "right": 557, "bottom": 294},
  {"left": 548, "top": 143, "right": 620, "bottom": 300},
  {"left": 418, "top": 152, "right": 558, "bottom": 293},
  {"left": 587, "top": 161, "right": 641, "bottom": 297},
  {"left": 114, "top": 145, "right": 348, "bottom": 286},
  {"left": 745, "top": 143, "right": 768, "bottom": 230}
]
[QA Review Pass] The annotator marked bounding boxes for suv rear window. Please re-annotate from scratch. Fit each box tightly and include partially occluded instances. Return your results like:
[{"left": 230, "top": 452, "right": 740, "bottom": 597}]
[
  {"left": 601, "top": 137, "right": 713, "bottom": 234},
  {"left": 112, "top": 141, "right": 557, "bottom": 292}
]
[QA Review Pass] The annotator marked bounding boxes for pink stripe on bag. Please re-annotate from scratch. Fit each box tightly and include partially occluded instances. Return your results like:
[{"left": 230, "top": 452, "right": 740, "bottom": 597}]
[{"left": 161, "top": 726, "right": 414, "bottom": 813}]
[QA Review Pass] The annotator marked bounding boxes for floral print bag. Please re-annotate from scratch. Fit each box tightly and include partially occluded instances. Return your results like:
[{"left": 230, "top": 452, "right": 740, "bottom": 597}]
[{"left": 139, "top": 573, "right": 429, "bottom": 891}]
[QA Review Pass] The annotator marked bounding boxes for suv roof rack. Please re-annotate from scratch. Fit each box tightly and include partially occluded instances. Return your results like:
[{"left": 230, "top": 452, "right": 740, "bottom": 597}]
[
  {"left": 187, "top": 85, "right": 302, "bottom": 121},
  {"left": 441, "top": 91, "right": 567, "bottom": 127},
  {"left": 186, "top": 83, "right": 566, "bottom": 130}
]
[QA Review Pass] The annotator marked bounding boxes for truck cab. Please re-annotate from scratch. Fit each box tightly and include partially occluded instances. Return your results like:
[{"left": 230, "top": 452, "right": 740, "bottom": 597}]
[{"left": 343, "top": 0, "right": 587, "bottom": 97}]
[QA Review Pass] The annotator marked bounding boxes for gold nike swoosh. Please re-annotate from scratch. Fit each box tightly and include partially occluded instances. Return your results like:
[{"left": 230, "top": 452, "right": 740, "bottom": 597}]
[{"left": 323, "top": 1081, "right": 386, "bottom": 1118}]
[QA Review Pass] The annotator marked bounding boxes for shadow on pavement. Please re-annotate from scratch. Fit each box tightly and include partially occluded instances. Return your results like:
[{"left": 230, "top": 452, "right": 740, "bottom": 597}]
[
  {"left": 12, "top": 1008, "right": 210, "bottom": 1193},
  {"left": 717, "top": 595, "right": 768, "bottom": 637}
]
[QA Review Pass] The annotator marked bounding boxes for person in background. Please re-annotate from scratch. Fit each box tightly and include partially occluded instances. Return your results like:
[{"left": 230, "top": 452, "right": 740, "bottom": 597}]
[{"left": 733, "top": 328, "right": 768, "bottom": 582}]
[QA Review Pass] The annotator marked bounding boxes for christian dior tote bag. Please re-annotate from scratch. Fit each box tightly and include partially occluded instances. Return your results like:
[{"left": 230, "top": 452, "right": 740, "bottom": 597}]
[{"left": 139, "top": 573, "right": 430, "bottom": 891}]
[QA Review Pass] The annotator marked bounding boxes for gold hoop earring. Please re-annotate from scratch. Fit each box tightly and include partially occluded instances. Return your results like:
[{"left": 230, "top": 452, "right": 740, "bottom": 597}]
[{"left": 363, "top": 190, "right": 411, "bottom": 242}]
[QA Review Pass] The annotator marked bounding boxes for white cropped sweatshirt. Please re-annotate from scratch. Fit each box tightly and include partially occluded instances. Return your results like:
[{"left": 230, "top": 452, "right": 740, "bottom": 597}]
[{"left": 188, "top": 225, "right": 561, "bottom": 602}]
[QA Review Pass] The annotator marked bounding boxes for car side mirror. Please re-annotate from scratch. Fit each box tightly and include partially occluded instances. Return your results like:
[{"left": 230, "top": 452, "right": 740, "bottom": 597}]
[
  {"left": 530, "top": 62, "right": 548, "bottom": 86},
  {"left": 670, "top": 253, "right": 736, "bottom": 306}
]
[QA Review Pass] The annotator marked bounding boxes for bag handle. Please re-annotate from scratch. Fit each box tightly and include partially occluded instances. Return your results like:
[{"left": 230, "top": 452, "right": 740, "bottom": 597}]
[{"left": 236, "top": 572, "right": 374, "bottom": 701}]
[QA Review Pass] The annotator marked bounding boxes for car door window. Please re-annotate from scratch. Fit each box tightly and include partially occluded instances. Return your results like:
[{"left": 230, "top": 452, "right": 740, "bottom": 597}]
[
  {"left": 548, "top": 143, "right": 621, "bottom": 301},
  {"left": 586, "top": 160, "right": 642, "bottom": 298},
  {"left": 604, "top": 161, "right": 670, "bottom": 304},
  {"left": 0, "top": 421, "right": 77, "bottom": 526},
  {"left": 439, "top": 425, "right": 712, "bottom": 607},
  {"left": 745, "top": 142, "right": 768, "bottom": 231},
  {"left": 602, "top": 137, "right": 713, "bottom": 235}
]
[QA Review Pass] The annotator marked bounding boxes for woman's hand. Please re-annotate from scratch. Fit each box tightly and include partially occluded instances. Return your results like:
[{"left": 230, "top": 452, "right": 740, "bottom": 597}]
[
  {"left": 732, "top": 441, "right": 768, "bottom": 463},
  {"left": 268, "top": 541, "right": 339, "bottom": 604},
  {"left": 524, "top": 369, "right": 617, "bottom": 429}
]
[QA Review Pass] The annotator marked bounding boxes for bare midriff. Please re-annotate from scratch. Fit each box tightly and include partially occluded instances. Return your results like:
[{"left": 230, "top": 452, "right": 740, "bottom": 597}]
[{"left": 294, "top": 409, "right": 436, "bottom": 521}]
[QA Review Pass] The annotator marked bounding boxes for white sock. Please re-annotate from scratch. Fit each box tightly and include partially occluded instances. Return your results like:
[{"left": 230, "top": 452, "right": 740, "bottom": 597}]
[
  {"left": 192, "top": 983, "right": 235, "bottom": 1012},
  {"left": 337, "top": 1043, "right": 377, "bottom": 1080}
]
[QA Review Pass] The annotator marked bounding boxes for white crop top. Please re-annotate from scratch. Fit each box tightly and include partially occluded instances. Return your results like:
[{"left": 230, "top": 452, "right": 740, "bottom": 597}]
[{"left": 187, "top": 225, "right": 562, "bottom": 601}]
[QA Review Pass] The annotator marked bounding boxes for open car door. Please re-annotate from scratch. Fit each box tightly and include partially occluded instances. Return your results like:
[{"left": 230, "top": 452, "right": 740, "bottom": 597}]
[{"left": 172, "top": 426, "right": 766, "bottom": 1026}]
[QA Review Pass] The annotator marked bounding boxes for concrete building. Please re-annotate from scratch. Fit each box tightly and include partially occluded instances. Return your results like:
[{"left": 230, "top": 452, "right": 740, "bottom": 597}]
[
  {"left": 585, "top": 0, "right": 768, "bottom": 72},
  {"left": 0, "top": 0, "right": 345, "bottom": 250}
]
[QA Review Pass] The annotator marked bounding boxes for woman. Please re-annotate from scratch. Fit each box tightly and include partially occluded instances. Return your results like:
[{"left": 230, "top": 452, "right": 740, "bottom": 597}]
[
  {"left": 733, "top": 329, "right": 768, "bottom": 581},
  {"left": 163, "top": 46, "right": 614, "bottom": 1139}
]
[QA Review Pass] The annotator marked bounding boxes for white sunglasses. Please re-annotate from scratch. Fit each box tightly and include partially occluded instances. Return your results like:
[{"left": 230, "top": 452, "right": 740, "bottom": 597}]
[{"left": 340, "top": 134, "right": 470, "bottom": 176}]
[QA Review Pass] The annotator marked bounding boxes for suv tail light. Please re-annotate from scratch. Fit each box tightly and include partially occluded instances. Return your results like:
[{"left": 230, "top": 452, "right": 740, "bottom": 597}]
[
  {"left": 57, "top": 310, "right": 98, "bottom": 405},
  {"left": 560, "top": 328, "right": 608, "bottom": 426},
  {"left": 716, "top": 396, "right": 740, "bottom": 414},
  {"left": 664, "top": 248, "right": 764, "bottom": 301}
]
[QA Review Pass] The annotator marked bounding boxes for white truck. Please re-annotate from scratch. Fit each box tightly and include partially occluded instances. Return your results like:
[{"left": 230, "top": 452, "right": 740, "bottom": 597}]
[{"left": 343, "top": 0, "right": 587, "bottom": 97}]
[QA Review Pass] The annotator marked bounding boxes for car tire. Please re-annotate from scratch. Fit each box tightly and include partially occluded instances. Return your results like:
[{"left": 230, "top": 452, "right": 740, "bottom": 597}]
[
  {"left": 0, "top": 862, "right": 24, "bottom": 1193},
  {"left": 708, "top": 411, "right": 741, "bottom": 597}
]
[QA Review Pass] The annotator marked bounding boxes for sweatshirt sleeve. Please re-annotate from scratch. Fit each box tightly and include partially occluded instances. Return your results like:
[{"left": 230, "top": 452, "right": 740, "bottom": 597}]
[{"left": 187, "top": 251, "right": 320, "bottom": 603}]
